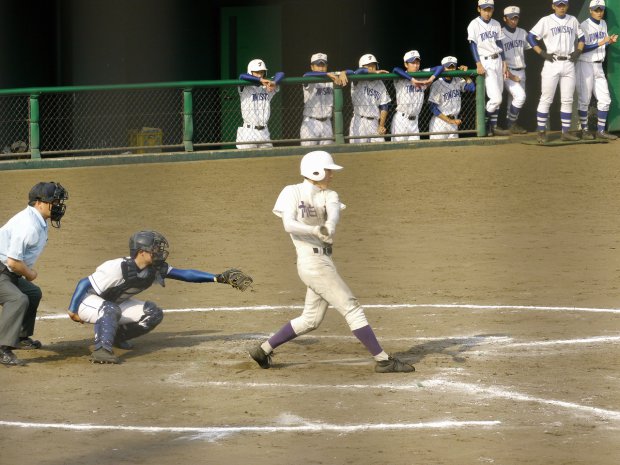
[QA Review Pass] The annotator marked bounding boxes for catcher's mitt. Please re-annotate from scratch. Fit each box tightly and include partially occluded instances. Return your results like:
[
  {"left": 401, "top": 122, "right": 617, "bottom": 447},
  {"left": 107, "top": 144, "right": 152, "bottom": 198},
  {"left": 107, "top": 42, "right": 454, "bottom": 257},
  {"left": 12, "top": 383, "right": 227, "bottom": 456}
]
[{"left": 217, "top": 268, "right": 253, "bottom": 291}]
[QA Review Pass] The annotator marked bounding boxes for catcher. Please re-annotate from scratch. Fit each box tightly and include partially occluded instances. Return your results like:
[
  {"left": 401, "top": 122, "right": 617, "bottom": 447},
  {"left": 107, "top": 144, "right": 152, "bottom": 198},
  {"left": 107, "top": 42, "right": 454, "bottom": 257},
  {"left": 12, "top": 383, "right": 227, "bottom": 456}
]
[{"left": 67, "top": 230, "right": 252, "bottom": 364}]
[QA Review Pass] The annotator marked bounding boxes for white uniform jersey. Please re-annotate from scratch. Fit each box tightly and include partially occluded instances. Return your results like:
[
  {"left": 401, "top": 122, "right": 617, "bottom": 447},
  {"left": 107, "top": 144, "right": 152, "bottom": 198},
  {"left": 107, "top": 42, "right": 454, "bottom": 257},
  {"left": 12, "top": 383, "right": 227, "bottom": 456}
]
[
  {"left": 394, "top": 79, "right": 426, "bottom": 116},
  {"left": 238, "top": 84, "right": 279, "bottom": 126},
  {"left": 530, "top": 14, "right": 584, "bottom": 56},
  {"left": 501, "top": 26, "right": 531, "bottom": 69},
  {"left": 467, "top": 17, "right": 505, "bottom": 56},
  {"left": 303, "top": 82, "right": 333, "bottom": 119},
  {"left": 350, "top": 80, "right": 391, "bottom": 118},
  {"left": 428, "top": 78, "right": 468, "bottom": 117},
  {"left": 579, "top": 18, "right": 608, "bottom": 63},
  {"left": 273, "top": 181, "right": 341, "bottom": 252}
]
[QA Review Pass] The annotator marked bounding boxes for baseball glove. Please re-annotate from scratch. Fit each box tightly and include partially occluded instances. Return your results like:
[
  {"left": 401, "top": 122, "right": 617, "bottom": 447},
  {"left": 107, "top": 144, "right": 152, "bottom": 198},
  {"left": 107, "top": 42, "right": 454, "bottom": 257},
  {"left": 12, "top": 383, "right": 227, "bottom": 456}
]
[{"left": 217, "top": 268, "right": 253, "bottom": 291}]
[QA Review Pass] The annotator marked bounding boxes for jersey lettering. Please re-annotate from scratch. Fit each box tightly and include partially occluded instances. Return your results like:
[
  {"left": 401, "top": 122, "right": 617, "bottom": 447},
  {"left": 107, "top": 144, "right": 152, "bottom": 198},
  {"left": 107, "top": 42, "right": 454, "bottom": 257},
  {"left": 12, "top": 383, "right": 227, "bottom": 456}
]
[
  {"left": 551, "top": 25, "right": 574, "bottom": 36},
  {"left": 588, "top": 31, "right": 606, "bottom": 42},
  {"left": 503, "top": 39, "right": 525, "bottom": 52},
  {"left": 406, "top": 85, "right": 424, "bottom": 94},
  {"left": 364, "top": 86, "right": 381, "bottom": 100},
  {"left": 443, "top": 89, "right": 461, "bottom": 102},
  {"left": 298, "top": 201, "right": 317, "bottom": 218},
  {"left": 479, "top": 30, "right": 498, "bottom": 41},
  {"left": 252, "top": 93, "right": 269, "bottom": 101},
  {"left": 316, "top": 87, "right": 332, "bottom": 96}
]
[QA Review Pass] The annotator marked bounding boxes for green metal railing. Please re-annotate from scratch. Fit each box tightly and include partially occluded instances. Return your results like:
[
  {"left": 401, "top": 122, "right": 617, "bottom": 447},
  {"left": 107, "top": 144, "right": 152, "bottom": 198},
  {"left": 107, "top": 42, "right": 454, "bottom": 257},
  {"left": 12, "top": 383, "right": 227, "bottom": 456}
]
[{"left": 0, "top": 70, "right": 485, "bottom": 160}]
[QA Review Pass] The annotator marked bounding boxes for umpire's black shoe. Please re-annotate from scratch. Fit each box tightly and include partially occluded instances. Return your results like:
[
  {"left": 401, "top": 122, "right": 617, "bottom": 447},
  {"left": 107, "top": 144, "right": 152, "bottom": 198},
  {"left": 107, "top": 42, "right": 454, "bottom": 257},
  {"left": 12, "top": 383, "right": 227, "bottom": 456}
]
[
  {"left": 375, "top": 356, "right": 415, "bottom": 373},
  {"left": 249, "top": 345, "right": 272, "bottom": 369},
  {"left": 597, "top": 131, "right": 618, "bottom": 140},
  {"left": 17, "top": 337, "right": 42, "bottom": 350},
  {"left": 0, "top": 347, "right": 27, "bottom": 366}
]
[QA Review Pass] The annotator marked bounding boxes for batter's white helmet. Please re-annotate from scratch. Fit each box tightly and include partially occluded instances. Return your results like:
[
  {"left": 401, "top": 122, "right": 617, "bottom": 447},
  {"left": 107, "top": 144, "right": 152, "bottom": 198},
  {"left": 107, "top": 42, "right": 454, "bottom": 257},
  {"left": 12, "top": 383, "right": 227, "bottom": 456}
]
[
  {"left": 300, "top": 151, "right": 343, "bottom": 181},
  {"left": 358, "top": 53, "right": 378, "bottom": 68},
  {"left": 247, "top": 59, "right": 267, "bottom": 74}
]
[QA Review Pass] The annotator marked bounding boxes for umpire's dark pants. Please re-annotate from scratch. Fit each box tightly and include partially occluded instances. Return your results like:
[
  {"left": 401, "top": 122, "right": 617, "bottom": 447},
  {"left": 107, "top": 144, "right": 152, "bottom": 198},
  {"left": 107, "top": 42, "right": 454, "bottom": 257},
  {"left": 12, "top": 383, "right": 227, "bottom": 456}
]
[{"left": 0, "top": 273, "right": 42, "bottom": 347}]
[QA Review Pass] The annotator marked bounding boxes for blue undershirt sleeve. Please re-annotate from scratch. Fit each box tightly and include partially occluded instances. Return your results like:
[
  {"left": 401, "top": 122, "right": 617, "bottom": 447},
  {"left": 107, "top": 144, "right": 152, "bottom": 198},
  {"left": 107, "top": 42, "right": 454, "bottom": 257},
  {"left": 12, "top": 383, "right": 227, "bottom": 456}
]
[
  {"left": 527, "top": 33, "right": 539, "bottom": 48},
  {"left": 392, "top": 67, "right": 411, "bottom": 80},
  {"left": 68, "top": 277, "right": 93, "bottom": 313},
  {"left": 167, "top": 267, "right": 218, "bottom": 283},
  {"left": 379, "top": 104, "right": 389, "bottom": 112},
  {"left": 354, "top": 68, "right": 369, "bottom": 75},
  {"left": 303, "top": 71, "right": 328, "bottom": 77},
  {"left": 470, "top": 42, "right": 481, "bottom": 62},
  {"left": 464, "top": 81, "right": 476, "bottom": 92},
  {"left": 239, "top": 73, "right": 261, "bottom": 84},
  {"left": 430, "top": 102, "right": 442, "bottom": 116},
  {"left": 273, "top": 72, "right": 285, "bottom": 84},
  {"left": 496, "top": 40, "right": 506, "bottom": 60},
  {"left": 431, "top": 65, "right": 444, "bottom": 79},
  {"left": 582, "top": 43, "right": 599, "bottom": 53}
]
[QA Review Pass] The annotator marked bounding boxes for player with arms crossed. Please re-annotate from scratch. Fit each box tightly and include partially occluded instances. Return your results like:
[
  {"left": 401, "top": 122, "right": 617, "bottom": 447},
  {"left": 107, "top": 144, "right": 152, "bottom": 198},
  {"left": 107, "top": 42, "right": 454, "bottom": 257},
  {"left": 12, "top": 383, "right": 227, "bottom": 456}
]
[
  {"left": 349, "top": 54, "right": 391, "bottom": 143},
  {"left": 467, "top": 0, "right": 510, "bottom": 136},
  {"left": 428, "top": 56, "right": 476, "bottom": 139},
  {"left": 391, "top": 50, "right": 443, "bottom": 141},
  {"left": 500, "top": 6, "right": 532, "bottom": 134},
  {"left": 249, "top": 151, "right": 414, "bottom": 373},
  {"left": 236, "top": 59, "right": 285, "bottom": 149},
  {"left": 68, "top": 230, "right": 252, "bottom": 364},
  {"left": 300, "top": 53, "right": 349, "bottom": 146},
  {"left": 528, "top": 0, "right": 585, "bottom": 143},
  {"left": 576, "top": 0, "right": 618, "bottom": 140}
]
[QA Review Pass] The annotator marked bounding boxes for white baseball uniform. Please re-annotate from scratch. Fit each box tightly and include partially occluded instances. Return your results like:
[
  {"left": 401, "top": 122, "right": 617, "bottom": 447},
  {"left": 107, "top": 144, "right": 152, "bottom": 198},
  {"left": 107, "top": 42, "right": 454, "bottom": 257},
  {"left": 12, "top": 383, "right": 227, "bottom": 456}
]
[
  {"left": 300, "top": 80, "right": 334, "bottom": 146},
  {"left": 467, "top": 16, "right": 505, "bottom": 117},
  {"left": 576, "top": 16, "right": 612, "bottom": 131},
  {"left": 428, "top": 77, "right": 471, "bottom": 139},
  {"left": 349, "top": 80, "right": 391, "bottom": 143},
  {"left": 236, "top": 83, "right": 279, "bottom": 149},
  {"left": 530, "top": 13, "right": 584, "bottom": 131},
  {"left": 272, "top": 180, "right": 369, "bottom": 334},
  {"left": 501, "top": 25, "right": 531, "bottom": 123},
  {"left": 391, "top": 77, "right": 426, "bottom": 141}
]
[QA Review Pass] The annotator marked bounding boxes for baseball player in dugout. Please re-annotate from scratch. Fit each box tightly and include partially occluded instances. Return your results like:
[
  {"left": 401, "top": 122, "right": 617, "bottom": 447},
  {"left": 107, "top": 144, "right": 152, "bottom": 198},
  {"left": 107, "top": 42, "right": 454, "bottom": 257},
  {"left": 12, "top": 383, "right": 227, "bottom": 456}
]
[
  {"left": 236, "top": 58, "right": 285, "bottom": 149},
  {"left": 68, "top": 230, "right": 253, "bottom": 364},
  {"left": 428, "top": 56, "right": 476, "bottom": 139},
  {"left": 301, "top": 52, "right": 350, "bottom": 146},
  {"left": 528, "top": 0, "right": 585, "bottom": 143},
  {"left": 576, "top": 0, "right": 618, "bottom": 140},
  {"left": 0, "top": 182, "right": 69, "bottom": 366},
  {"left": 249, "top": 151, "right": 414, "bottom": 373},
  {"left": 467, "top": 0, "right": 511, "bottom": 136},
  {"left": 349, "top": 54, "right": 391, "bottom": 143},
  {"left": 391, "top": 50, "right": 443, "bottom": 141},
  {"left": 500, "top": 6, "right": 532, "bottom": 134}
]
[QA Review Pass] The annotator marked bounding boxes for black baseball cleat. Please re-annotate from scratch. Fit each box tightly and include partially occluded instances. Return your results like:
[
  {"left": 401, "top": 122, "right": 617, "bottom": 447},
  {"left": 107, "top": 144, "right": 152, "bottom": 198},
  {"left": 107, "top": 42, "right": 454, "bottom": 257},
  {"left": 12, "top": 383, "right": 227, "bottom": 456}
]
[
  {"left": 491, "top": 126, "right": 511, "bottom": 136},
  {"left": 375, "top": 356, "right": 415, "bottom": 373},
  {"left": 91, "top": 348, "right": 119, "bottom": 364},
  {"left": 597, "top": 131, "right": 618, "bottom": 140},
  {"left": 580, "top": 130, "right": 595, "bottom": 140},
  {"left": 16, "top": 337, "right": 42, "bottom": 350},
  {"left": 509, "top": 124, "right": 527, "bottom": 135},
  {"left": 537, "top": 130, "right": 548, "bottom": 144},
  {"left": 1, "top": 347, "right": 27, "bottom": 366},
  {"left": 249, "top": 345, "right": 272, "bottom": 369}
]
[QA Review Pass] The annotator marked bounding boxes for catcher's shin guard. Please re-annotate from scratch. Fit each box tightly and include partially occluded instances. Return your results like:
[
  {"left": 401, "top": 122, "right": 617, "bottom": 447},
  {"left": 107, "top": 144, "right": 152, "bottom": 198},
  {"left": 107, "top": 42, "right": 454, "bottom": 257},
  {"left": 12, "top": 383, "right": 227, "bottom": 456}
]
[
  {"left": 115, "top": 301, "right": 164, "bottom": 342},
  {"left": 94, "top": 302, "right": 122, "bottom": 351}
]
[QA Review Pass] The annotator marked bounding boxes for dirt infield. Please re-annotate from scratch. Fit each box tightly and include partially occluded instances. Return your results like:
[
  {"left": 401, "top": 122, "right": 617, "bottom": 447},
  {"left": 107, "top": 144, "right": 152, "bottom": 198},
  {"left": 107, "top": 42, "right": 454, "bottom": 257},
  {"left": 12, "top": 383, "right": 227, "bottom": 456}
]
[{"left": 1, "top": 140, "right": 620, "bottom": 465}]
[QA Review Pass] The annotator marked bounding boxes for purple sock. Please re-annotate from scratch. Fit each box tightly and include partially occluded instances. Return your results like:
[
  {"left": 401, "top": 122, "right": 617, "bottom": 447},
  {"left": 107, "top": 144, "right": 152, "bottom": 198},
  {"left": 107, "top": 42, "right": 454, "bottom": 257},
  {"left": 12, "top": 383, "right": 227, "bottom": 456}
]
[
  {"left": 352, "top": 325, "right": 383, "bottom": 356},
  {"left": 268, "top": 322, "right": 297, "bottom": 349}
]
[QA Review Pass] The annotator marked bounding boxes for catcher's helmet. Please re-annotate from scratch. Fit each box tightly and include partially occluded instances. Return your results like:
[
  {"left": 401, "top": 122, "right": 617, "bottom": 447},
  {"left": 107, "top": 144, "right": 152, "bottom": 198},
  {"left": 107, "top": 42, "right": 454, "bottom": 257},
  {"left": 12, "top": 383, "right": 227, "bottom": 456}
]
[
  {"left": 129, "top": 230, "right": 169, "bottom": 262},
  {"left": 300, "top": 151, "right": 343, "bottom": 181},
  {"left": 247, "top": 59, "right": 267, "bottom": 74},
  {"left": 28, "top": 181, "right": 69, "bottom": 228}
]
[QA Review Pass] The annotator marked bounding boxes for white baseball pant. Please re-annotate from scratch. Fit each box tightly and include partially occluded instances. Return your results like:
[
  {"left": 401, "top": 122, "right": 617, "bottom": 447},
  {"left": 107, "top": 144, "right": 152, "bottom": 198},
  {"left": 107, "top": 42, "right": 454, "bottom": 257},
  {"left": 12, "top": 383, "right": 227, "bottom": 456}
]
[
  {"left": 536, "top": 60, "right": 576, "bottom": 114},
  {"left": 349, "top": 115, "right": 385, "bottom": 144},
  {"left": 481, "top": 55, "right": 504, "bottom": 113},
  {"left": 300, "top": 117, "right": 334, "bottom": 146},
  {"left": 429, "top": 116, "right": 459, "bottom": 139},
  {"left": 77, "top": 295, "right": 151, "bottom": 325},
  {"left": 236, "top": 125, "right": 273, "bottom": 149},
  {"left": 576, "top": 62, "right": 611, "bottom": 112},
  {"left": 390, "top": 112, "right": 421, "bottom": 141},
  {"left": 504, "top": 68, "right": 527, "bottom": 110}
]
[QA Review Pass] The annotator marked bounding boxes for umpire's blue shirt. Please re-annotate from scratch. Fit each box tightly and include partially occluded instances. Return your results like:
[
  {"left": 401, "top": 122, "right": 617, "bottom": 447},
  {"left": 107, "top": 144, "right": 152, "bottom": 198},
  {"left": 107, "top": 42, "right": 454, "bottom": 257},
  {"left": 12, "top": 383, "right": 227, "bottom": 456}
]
[{"left": 0, "top": 206, "right": 48, "bottom": 270}]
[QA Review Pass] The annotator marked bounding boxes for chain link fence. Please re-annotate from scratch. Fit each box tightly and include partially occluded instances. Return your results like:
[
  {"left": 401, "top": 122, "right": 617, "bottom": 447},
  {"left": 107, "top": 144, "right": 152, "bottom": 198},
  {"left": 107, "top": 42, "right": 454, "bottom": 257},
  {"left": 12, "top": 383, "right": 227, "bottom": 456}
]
[{"left": 0, "top": 72, "right": 483, "bottom": 160}]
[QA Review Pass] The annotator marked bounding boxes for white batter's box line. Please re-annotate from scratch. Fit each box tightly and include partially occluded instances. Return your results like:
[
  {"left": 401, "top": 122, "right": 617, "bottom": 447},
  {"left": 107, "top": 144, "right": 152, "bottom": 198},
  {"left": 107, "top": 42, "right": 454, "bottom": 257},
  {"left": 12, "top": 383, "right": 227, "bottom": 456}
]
[
  {"left": 0, "top": 419, "right": 501, "bottom": 436},
  {"left": 36, "top": 303, "right": 620, "bottom": 320}
]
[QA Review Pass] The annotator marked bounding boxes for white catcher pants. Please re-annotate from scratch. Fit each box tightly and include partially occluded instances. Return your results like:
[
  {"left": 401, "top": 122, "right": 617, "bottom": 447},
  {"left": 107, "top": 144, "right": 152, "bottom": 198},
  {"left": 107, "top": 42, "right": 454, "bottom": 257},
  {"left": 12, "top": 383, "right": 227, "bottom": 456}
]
[
  {"left": 77, "top": 295, "right": 150, "bottom": 325},
  {"left": 290, "top": 250, "right": 369, "bottom": 335},
  {"left": 300, "top": 116, "right": 334, "bottom": 146},
  {"left": 481, "top": 55, "right": 504, "bottom": 113},
  {"left": 391, "top": 112, "right": 420, "bottom": 141},
  {"left": 537, "top": 60, "right": 575, "bottom": 114},
  {"left": 429, "top": 116, "right": 458, "bottom": 139},
  {"left": 576, "top": 61, "right": 611, "bottom": 112},
  {"left": 349, "top": 114, "right": 385, "bottom": 143}
]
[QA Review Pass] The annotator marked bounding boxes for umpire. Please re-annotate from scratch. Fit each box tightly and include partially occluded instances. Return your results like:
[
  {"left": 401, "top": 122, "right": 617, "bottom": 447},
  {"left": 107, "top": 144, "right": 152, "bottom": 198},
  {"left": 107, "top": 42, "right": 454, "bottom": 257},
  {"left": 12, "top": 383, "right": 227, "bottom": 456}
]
[{"left": 0, "top": 181, "right": 69, "bottom": 366}]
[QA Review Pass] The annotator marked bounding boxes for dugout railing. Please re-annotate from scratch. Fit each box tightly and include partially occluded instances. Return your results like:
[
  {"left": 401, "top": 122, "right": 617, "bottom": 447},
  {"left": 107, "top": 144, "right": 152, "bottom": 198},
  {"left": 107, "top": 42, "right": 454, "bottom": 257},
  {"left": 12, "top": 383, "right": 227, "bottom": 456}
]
[{"left": 0, "top": 71, "right": 485, "bottom": 160}]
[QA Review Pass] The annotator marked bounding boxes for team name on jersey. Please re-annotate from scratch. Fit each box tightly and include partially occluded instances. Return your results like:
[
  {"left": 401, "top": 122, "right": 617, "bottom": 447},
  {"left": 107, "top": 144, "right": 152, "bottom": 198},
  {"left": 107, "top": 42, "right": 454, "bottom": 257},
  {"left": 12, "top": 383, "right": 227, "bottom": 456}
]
[
  {"left": 406, "top": 85, "right": 425, "bottom": 94},
  {"left": 363, "top": 86, "right": 381, "bottom": 100},
  {"left": 316, "top": 87, "right": 333, "bottom": 96},
  {"left": 479, "top": 30, "right": 498, "bottom": 41},
  {"left": 503, "top": 39, "right": 525, "bottom": 52},
  {"left": 442, "top": 89, "right": 461, "bottom": 102},
  {"left": 588, "top": 31, "right": 606, "bottom": 42},
  {"left": 298, "top": 201, "right": 317, "bottom": 218},
  {"left": 551, "top": 25, "right": 574, "bottom": 36},
  {"left": 252, "top": 93, "right": 269, "bottom": 101}
]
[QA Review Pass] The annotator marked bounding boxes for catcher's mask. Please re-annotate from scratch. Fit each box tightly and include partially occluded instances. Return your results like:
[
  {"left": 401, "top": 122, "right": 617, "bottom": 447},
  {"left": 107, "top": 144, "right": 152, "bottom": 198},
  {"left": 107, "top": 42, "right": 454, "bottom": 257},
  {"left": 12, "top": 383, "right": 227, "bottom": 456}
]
[
  {"left": 129, "top": 230, "right": 169, "bottom": 263},
  {"left": 300, "top": 151, "right": 343, "bottom": 181},
  {"left": 28, "top": 181, "right": 69, "bottom": 228}
]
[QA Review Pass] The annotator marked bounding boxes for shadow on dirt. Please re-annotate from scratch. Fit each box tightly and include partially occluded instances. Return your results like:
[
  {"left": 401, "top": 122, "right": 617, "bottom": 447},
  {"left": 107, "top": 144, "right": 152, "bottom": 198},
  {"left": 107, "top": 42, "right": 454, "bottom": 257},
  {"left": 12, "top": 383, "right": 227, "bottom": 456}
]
[{"left": 394, "top": 334, "right": 509, "bottom": 364}]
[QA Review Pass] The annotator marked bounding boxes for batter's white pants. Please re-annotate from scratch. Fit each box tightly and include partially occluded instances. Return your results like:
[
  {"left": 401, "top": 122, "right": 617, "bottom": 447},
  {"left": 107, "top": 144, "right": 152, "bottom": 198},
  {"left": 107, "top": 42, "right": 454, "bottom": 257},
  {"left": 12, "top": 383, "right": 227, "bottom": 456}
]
[
  {"left": 390, "top": 112, "right": 421, "bottom": 141},
  {"left": 236, "top": 125, "right": 273, "bottom": 149},
  {"left": 481, "top": 55, "right": 504, "bottom": 113},
  {"left": 300, "top": 116, "right": 334, "bottom": 146},
  {"left": 349, "top": 114, "right": 385, "bottom": 143},
  {"left": 504, "top": 68, "right": 527, "bottom": 110},
  {"left": 429, "top": 116, "right": 459, "bottom": 139},
  {"left": 576, "top": 61, "right": 611, "bottom": 112},
  {"left": 77, "top": 295, "right": 150, "bottom": 325},
  {"left": 290, "top": 251, "right": 369, "bottom": 335},
  {"left": 536, "top": 60, "right": 576, "bottom": 114}
]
